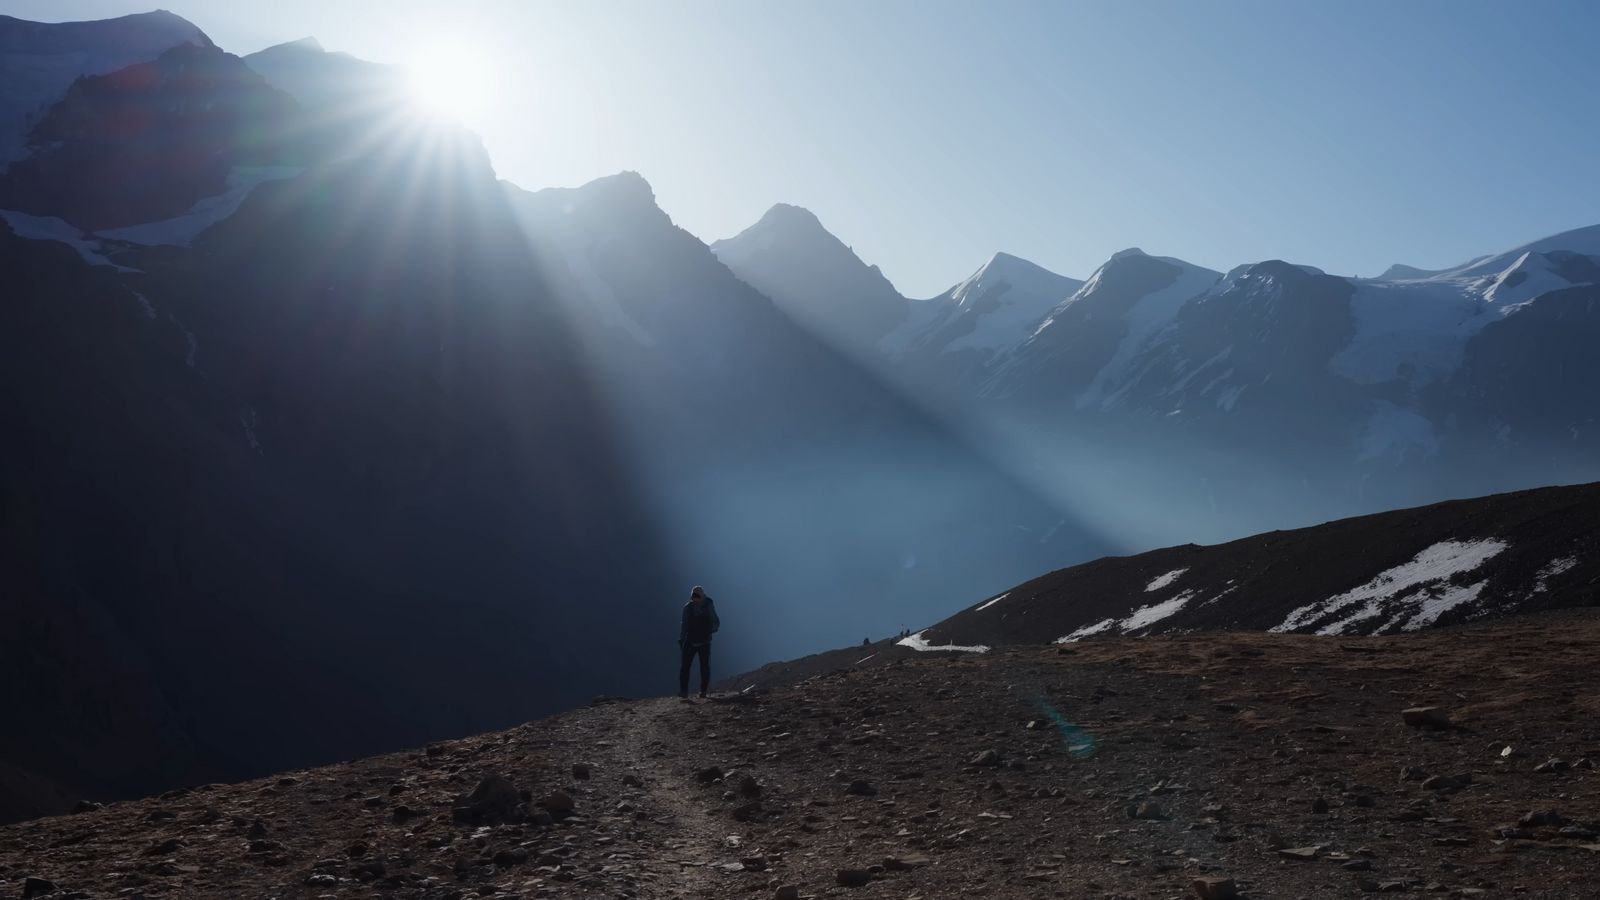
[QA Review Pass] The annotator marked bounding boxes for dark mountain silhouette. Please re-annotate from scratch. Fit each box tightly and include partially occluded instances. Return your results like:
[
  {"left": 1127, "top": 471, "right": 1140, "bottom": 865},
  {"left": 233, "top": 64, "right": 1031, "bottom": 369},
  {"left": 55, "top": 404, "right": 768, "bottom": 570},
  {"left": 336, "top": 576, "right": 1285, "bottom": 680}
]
[
  {"left": 0, "top": 10, "right": 211, "bottom": 164},
  {"left": 0, "top": 15, "right": 1106, "bottom": 824},
  {"left": 0, "top": 116, "right": 678, "bottom": 824},
  {"left": 0, "top": 42, "right": 304, "bottom": 229}
]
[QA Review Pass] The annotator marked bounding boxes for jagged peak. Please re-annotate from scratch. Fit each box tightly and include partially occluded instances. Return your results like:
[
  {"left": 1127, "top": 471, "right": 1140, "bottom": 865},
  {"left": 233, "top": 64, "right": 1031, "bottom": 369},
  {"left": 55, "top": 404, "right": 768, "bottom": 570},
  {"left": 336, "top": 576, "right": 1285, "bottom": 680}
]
[
  {"left": 738, "top": 203, "right": 834, "bottom": 241},
  {"left": 714, "top": 202, "right": 854, "bottom": 258},
  {"left": 577, "top": 170, "right": 656, "bottom": 202},
  {"left": 759, "top": 202, "right": 821, "bottom": 223}
]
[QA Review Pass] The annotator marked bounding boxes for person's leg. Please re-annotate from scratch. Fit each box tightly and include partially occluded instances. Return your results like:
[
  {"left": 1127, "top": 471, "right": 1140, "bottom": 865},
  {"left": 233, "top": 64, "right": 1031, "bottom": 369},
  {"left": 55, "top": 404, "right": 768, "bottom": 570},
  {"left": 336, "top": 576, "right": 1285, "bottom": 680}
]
[
  {"left": 678, "top": 644, "right": 693, "bottom": 697},
  {"left": 697, "top": 644, "right": 711, "bottom": 697}
]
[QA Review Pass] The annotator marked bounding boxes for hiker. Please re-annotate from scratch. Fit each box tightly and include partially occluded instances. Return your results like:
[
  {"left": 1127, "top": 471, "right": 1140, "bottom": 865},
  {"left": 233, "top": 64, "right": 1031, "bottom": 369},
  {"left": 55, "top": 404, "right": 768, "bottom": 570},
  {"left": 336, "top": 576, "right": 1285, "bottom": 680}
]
[{"left": 678, "top": 585, "right": 720, "bottom": 699}]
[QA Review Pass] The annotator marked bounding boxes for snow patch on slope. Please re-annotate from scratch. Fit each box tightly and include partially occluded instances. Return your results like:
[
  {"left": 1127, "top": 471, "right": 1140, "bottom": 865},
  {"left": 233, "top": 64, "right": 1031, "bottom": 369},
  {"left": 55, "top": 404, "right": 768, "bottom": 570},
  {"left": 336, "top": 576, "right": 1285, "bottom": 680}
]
[
  {"left": 0, "top": 208, "right": 134, "bottom": 270},
  {"left": 1055, "top": 588, "right": 1197, "bottom": 642},
  {"left": 99, "top": 166, "right": 303, "bottom": 246},
  {"left": 897, "top": 630, "right": 990, "bottom": 653},
  {"left": 1121, "top": 590, "right": 1195, "bottom": 631},
  {"left": 1145, "top": 568, "right": 1188, "bottom": 592},
  {"left": 1270, "top": 538, "right": 1509, "bottom": 635},
  {"left": 1531, "top": 556, "right": 1577, "bottom": 594},
  {"left": 974, "top": 592, "right": 1009, "bottom": 612},
  {"left": 1056, "top": 618, "right": 1115, "bottom": 643}
]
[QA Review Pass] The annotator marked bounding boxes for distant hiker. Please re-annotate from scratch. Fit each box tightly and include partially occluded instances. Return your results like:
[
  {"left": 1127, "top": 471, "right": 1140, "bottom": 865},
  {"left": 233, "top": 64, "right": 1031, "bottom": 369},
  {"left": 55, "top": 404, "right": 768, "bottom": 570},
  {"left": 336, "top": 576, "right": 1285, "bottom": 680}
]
[
  {"left": 863, "top": 637, "right": 871, "bottom": 646},
  {"left": 678, "top": 586, "right": 720, "bottom": 699}
]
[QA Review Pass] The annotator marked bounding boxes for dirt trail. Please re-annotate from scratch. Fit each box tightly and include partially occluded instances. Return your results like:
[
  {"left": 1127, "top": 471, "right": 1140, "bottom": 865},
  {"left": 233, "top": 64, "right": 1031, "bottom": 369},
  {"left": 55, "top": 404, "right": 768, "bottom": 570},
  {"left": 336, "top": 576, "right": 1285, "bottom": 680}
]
[
  {"left": 6, "top": 615, "right": 1600, "bottom": 898},
  {"left": 603, "top": 698, "right": 735, "bottom": 899}
]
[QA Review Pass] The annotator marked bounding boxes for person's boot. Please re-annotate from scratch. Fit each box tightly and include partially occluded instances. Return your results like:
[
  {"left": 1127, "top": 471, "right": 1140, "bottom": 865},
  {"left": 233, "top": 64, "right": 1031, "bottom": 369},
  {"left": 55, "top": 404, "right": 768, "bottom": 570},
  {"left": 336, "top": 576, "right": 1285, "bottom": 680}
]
[
  {"left": 698, "top": 690, "right": 708, "bottom": 699},
  {"left": 678, "top": 690, "right": 688, "bottom": 701}
]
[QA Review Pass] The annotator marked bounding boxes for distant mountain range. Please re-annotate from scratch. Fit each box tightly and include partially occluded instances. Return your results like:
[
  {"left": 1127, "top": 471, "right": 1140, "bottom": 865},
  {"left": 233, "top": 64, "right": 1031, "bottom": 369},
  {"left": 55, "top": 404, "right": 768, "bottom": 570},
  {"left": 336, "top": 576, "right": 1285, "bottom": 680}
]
[
  {"left": 1, "top": 8, "right": 1596, "bottom": 825},
  {"left": 713, "top": 203, "right": 1600, "bottom": 548}
]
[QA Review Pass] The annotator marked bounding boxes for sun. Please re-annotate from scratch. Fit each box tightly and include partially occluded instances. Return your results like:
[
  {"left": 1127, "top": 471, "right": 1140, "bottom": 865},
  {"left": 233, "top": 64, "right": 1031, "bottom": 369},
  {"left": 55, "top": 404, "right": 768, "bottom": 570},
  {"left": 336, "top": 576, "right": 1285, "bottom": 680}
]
[{"left": 406, "top": 43, "right": 493, "bottom": 121}]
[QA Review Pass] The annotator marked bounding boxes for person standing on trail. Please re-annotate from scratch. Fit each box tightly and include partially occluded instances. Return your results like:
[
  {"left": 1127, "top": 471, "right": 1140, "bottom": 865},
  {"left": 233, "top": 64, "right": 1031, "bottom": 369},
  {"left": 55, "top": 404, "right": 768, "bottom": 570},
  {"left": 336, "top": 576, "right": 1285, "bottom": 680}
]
[{"left": 678, "top": 586, "right": 720, "bottom": 699}]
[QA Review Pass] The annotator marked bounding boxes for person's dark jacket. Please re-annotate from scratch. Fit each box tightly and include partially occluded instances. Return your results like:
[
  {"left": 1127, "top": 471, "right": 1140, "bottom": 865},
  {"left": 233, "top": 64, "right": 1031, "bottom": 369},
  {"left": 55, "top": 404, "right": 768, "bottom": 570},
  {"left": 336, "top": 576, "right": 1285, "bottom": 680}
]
[{"left": 680, "top": 597, "right": 720, "bottom": 647}]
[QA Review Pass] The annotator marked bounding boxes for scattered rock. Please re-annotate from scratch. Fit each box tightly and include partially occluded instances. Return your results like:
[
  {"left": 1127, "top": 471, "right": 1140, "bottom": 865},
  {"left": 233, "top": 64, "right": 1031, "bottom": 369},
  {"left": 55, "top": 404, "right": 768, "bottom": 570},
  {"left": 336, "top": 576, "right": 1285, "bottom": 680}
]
[
  {"left": 883, "top": 853, "right": 930, "bottom": 870},
  {"left": 1519, "top": 810, "right": 1568, "bottom": 827},
  {"left": 774, "top": 886, "right": 801, "bottom": 900},
  {"left": 142, "top": 837, "right": 183, "bottom": 855},
  {"left": 1534, "top": 758, "right": 1569, "bottom": 773},
  {"left": 846, "top": 779, "right": 877, "bottom": 796},
  {"left": 572, "top": 763, "right": 592, "bottom": 779},
  {"left": 453, "top": 775, "right": 521, "bottom": 824},
  {"left": 1402, "top": 707, "right": 1455, "bottom": 731},
  {"left": 836, "top": 867, "right": 872, "bottom": 887},
  {"left": 970, "top": 749, "right": 1001, "bottom": 767},
  {"left": 493, "top": 847, "right": 529, "bottom": 867},
  {"left": 1311, "top": 797, "right": 1330, "bottom": 814},
  {"left": 1130, "top": 800, "right": 1168, "bottom": 821},
  {"left": 1421, "top": 774, "right": 1464, "bottom": 792},
  {"left": 1343, "top": 859, "right": 1374, "bottom": 871},
  {"left": 1278, "top": 846, "right": 1320, "bottom": 860},
  {"left": 21, "top": 877, "right": 57, "bottom": 899},
  {"left": 622, "top": 774, "right": 644, "bottom": 788},
  {"left": 538, "top": 790, "right": 575, "bottom": 816},
  {"left": 1192, "top": 876, "right": 1240, "bottom": 900},
  {"left": 695, "top": 766, "right": 725, "bottom": 784},
  {"left": 739, "top": 775, "right": 762, "bottom": 798}
]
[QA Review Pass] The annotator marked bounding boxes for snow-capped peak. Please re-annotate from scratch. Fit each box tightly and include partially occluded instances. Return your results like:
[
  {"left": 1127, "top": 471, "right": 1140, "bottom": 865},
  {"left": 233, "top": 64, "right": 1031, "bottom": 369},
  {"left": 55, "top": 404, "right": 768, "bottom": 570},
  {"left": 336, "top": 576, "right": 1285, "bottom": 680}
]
[
  {"left": 880, "top": 252, "right": 1081, "bottom": 359},
  {"left": 953, "top": 252, "right": 1080, "bottom": 310}
]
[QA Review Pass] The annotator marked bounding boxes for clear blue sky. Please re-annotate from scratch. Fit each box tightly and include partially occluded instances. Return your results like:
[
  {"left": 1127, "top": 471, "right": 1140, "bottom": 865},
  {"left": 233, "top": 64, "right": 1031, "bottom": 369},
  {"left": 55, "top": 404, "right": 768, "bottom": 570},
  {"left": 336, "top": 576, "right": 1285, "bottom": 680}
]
[{"left": 8, "top": 0, "right": 1600, "bottom": 295}]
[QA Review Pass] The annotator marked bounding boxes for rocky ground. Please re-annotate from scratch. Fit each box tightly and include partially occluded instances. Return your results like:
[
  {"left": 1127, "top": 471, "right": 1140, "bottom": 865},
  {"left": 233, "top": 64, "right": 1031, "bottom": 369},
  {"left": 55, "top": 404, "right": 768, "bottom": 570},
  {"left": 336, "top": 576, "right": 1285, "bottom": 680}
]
[{"left": 4, "top": 612, "right": 1600, "bottom": 899}]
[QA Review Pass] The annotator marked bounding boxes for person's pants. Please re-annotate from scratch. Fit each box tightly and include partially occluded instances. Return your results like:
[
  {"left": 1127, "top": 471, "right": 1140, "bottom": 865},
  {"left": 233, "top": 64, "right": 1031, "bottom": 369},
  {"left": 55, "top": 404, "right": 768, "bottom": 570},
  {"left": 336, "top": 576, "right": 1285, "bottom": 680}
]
[{"left": 679, "top": 642, "right": 710, "bottom": 695}]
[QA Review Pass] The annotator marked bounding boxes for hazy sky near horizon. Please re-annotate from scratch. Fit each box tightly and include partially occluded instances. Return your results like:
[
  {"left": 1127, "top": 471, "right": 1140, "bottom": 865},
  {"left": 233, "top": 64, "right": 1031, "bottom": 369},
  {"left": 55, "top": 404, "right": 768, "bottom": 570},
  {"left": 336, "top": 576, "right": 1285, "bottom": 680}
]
[{"left": 8, "top": 0, "right": 1600, "bottom": 295}]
